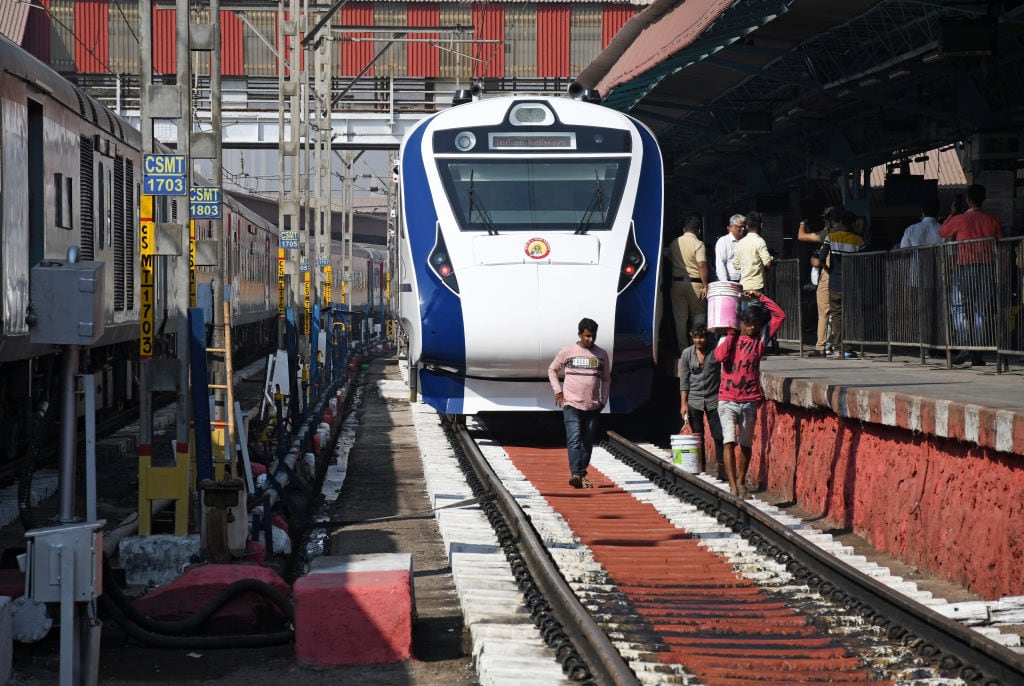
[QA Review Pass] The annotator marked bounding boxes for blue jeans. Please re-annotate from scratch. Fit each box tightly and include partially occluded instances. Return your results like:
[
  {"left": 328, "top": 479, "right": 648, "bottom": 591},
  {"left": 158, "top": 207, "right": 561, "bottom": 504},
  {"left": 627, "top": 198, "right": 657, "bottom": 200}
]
[
  {"left": 563, "top": 406, "right": 601, "bottom": 476},
  {"left": 685, "top": 405, "right": 724, "bottom": 465},
  {"left": 951, "top": 264, "right": 995, "bottom": 347}
]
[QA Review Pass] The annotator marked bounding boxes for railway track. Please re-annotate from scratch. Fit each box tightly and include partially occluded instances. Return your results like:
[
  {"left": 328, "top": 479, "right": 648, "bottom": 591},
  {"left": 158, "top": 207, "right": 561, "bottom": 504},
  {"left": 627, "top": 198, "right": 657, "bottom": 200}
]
[{"left": 435, "top": 412, "right": 1024, "bottom": 685}]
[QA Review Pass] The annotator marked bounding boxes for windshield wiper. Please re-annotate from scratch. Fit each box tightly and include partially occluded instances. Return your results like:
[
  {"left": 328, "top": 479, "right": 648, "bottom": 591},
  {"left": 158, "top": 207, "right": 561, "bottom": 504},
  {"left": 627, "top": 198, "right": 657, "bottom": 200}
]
[
  {"left": 574, "top": 171, "right": 605, "bottom": 235},
  {"left": 467, "top": 170, "right": 499, "bottom": 235}
]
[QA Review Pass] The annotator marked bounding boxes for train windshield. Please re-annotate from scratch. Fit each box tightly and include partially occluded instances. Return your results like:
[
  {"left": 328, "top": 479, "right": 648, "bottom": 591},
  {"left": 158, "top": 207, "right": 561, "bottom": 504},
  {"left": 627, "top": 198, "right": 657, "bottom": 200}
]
[{"left": 437, "top": 158, "right": 629, "bottom": 232}]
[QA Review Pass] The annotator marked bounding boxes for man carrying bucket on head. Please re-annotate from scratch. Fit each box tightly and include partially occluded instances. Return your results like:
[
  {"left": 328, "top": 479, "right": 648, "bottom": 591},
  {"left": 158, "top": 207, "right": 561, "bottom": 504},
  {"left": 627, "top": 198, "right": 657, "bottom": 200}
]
[
  {"left": 715, "top": 292, "right": 785, "bottom": 499},
  {"left": 679, "top": 324, "right": 723, "bottom": 477}
]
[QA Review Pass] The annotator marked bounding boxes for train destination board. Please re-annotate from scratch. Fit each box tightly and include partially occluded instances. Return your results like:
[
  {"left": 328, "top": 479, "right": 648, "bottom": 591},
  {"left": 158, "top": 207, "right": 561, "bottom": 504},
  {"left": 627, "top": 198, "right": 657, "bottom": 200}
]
[{"left": 489, "top": 133, "right": 576, "bottom": 150}]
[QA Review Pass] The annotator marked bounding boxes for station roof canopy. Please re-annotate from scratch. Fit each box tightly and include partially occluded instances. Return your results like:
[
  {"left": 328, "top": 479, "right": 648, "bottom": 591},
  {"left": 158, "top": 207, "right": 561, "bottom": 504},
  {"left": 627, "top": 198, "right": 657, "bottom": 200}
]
[{"left": 576, "top": 0, "right": 1024, "bottom": 200}]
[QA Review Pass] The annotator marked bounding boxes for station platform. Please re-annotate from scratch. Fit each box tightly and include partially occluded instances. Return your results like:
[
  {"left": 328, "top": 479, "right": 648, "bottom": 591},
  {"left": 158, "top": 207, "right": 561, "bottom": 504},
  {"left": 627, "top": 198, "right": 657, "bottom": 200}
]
[
  {"left": 761, "top": 350, "right": 1024, "bottom": 454},
  {"left": 750, "top": 348, "right": 1024, "bottom": 601}
]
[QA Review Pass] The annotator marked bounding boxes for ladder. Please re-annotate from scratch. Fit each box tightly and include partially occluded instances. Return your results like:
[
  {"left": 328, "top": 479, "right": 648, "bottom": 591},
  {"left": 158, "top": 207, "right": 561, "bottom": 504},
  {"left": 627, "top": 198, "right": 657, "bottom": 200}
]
[{"left": 207, "top": 299, "right": 237, "bottom": 481}]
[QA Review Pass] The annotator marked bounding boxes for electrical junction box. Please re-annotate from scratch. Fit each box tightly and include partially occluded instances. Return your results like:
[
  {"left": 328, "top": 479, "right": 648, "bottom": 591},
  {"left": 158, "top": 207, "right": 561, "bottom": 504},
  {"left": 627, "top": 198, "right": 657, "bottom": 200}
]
[
  {"left": 29, "top": 259, "right": 106, "bottom": 346},
  {"left": 24, "top": 520, "right": 105, "bottom": 603}
]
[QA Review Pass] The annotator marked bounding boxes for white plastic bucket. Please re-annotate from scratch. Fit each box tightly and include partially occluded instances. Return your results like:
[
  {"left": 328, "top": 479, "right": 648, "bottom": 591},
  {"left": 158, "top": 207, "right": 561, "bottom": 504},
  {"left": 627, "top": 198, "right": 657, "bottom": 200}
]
[
  {"left": 670, "top": 434, "right": 701, "bottom": 473},
  {"left": 707, "top": 281, "right": 741, "bottom": 330}
]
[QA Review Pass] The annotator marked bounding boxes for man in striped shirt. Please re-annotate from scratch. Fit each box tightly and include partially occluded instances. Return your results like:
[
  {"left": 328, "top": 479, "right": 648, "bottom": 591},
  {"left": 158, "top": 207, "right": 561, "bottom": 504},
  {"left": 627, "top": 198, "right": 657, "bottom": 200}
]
[{"left": 813, "top": 212, "right": 864, "bottom": 358}]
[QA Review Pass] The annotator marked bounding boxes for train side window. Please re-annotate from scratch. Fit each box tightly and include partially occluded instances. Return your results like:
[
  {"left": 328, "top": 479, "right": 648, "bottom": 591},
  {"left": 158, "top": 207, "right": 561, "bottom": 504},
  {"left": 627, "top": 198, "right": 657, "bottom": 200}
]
[
  {"left": 54, "top": 174, "right": 62, "bottom": 227},
  {"left": 66, "top": 176, "right": 74, "bottom": 229},
  {"left": 107, "top": 168, "right": 113, "bottom": 247},
  {"left": 54, "top": 173, "right": 73, "bottom": 229},
  {"left": 97, "top": 166, "right": 105, "bottom": 248},
  {"left": 79, "top": 135, "right": 95, "bottom": 260}
]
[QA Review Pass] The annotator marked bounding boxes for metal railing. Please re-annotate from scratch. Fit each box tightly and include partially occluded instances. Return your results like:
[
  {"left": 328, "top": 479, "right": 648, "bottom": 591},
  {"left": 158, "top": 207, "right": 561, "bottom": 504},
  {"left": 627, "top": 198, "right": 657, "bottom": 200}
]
[
  {"left": 68, "top": 73, "right": 573, "bottom": 118},
  {"left": 804, "top": 237, "right": 1024, "bottom": 371},
  {"left": 764, "top": 258, "right": 803, "bottom": 349}
]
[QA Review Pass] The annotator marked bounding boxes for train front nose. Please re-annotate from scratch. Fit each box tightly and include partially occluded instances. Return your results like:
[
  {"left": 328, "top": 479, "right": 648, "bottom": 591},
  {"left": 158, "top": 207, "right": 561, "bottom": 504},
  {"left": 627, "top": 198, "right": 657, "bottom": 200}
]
[{"left": 457, "top": 260, "right": 617, "bottom": 378}]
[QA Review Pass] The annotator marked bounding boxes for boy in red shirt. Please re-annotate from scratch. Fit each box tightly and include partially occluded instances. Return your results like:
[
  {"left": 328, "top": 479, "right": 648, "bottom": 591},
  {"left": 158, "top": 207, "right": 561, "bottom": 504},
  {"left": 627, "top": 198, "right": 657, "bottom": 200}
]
[{"left": 714, "top": 292, "right": 785, "bottom": 498}]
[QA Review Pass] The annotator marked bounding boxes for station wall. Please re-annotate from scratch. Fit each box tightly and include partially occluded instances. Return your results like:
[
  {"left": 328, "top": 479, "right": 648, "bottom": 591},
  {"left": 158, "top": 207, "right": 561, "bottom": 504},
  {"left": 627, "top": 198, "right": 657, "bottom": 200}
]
[{"left": 750, "top": 400, "right": 1024, "bottom": 600}]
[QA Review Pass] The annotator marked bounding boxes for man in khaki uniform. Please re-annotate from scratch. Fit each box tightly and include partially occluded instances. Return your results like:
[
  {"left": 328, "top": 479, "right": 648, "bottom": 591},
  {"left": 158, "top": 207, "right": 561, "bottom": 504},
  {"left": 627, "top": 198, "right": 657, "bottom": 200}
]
[
  {"left": 798, "top": 207, "right": 842, "bottom": 357},
  {"left": 666, "top": 213, "right": 709, "bottom": 354}
]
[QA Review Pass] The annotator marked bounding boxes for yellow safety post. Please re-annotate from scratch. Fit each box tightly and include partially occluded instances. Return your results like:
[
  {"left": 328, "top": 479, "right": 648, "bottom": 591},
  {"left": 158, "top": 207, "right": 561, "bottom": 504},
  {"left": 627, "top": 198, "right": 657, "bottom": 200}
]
[{"left": 138, "top": 444, "right": 191, "bottom": 536}]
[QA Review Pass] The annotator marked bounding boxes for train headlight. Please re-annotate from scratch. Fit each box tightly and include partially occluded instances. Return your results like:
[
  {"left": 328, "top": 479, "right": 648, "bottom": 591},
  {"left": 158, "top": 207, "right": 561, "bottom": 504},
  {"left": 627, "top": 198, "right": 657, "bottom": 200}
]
[
  {"left": 509, "top": 104, "right": 555, "bottom": 126},
  {"left": 428, "top": 226, "right": 460, "bottom": 294},
  {"left": 454, "top": 131, "right": 476, "bottom": 152},
  {"left": 617, "top": 224, "right": 647, "bottom": 293}
]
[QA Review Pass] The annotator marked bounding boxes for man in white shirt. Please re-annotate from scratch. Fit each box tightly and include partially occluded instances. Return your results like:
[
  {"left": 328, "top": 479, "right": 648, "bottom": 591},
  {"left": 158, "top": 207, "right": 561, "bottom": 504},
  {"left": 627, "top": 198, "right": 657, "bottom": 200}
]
[
  {"left": 899, "top": 199, "right": 942, "bottom": 251},
  {"left": 898, "top": 198, "right": 944, "bottom": 356},
  {"left": 714, "top": 214, "right": 746, "bottom": 282}
]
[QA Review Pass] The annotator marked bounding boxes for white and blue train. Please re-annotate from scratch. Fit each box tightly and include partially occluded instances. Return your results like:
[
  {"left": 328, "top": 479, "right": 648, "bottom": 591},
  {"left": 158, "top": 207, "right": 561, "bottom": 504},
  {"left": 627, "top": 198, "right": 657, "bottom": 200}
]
[{"left": 397, "top": 95, "right": 663, "bottom": 414}]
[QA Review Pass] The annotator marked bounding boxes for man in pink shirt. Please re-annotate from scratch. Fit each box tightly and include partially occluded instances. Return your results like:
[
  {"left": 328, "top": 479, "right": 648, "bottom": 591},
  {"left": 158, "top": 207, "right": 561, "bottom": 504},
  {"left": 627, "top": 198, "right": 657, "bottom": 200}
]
[
  {"left": 939, "top": 183, "right": 1004, "bottom": 367},
  {"left": 548, "top": 318, "right": 611, "bottom": 489}
]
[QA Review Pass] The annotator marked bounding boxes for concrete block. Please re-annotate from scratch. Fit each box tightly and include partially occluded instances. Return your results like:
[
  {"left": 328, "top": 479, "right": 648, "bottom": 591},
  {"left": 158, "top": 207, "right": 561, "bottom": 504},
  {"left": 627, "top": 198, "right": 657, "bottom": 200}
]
[
  {"left": 119, "top": 534, "right": 201, "bottom": 588},
  {"left": 309, "top": 553, "right": 410, "bottom": 576},
  {"left": 448, "top": 541, "right": 500, "bottom": 557},
  {"left": 295, "top": 555, "right": 412, "bottom": 666}
]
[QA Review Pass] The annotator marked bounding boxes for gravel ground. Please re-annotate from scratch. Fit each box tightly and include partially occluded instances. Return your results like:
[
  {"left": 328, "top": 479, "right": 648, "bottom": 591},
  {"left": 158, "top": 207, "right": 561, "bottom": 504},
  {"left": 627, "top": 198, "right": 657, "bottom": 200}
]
[{"left": 9, "top": 356, "right": 477, "bottom": 685}]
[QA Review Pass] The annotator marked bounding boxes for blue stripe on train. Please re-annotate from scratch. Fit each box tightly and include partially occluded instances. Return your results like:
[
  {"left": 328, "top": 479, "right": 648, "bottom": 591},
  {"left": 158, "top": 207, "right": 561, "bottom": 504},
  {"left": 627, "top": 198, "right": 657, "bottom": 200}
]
[
  {"left": 402, "top": 119, "right": 467, "bottom": 414},
  {"left": 611, "top": 123, "right": 663, "bottom": 413}
]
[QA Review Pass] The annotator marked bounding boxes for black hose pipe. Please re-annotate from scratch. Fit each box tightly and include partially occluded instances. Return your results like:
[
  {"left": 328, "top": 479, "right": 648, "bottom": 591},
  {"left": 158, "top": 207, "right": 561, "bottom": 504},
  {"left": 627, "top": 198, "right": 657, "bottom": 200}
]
[
  {"left": 99, "top": 593, "right": 293, "bottom": 648},
  {"left": 100, "top": 557, "right": 294, "bottom": 647}
]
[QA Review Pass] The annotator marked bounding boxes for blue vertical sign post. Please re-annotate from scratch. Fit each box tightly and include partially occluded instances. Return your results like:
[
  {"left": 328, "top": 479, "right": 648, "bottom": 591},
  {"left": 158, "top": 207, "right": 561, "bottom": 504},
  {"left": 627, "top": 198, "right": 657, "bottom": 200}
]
[
  {"left": 143, "top": 154, "right": 187, "bottom": 195},
  {"left": 189, "top": 187, "right": 222, "bottom": 219},
  {"left": 280, "top": 231, "right": 300, "bottom": 250}
]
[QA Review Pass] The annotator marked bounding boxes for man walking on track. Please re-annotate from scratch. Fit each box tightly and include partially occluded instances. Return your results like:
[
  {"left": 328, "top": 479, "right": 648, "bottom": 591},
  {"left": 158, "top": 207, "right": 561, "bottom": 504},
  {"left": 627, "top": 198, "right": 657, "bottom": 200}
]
[{"left": 548, "top": 318, "right": 611, "bottom": 489}]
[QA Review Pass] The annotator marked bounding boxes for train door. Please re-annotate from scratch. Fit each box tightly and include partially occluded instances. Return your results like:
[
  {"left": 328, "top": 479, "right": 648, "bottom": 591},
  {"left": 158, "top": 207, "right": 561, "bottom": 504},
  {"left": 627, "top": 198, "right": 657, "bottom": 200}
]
[{"left": 27, "top": 100, "right": 44, "bottom": 269}]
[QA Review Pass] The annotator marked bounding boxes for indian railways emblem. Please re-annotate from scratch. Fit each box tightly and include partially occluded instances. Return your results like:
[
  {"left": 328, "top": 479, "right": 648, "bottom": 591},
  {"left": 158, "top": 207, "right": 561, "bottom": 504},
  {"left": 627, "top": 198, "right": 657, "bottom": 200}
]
[{"left": 524, "top": 237, "right": 551, "bottom": 259}]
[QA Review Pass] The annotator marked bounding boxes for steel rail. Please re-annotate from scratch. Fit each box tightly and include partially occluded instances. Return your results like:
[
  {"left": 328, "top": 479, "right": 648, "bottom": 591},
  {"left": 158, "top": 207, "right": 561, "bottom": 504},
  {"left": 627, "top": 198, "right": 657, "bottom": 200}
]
[
  {"left": 452, "top": 423, "right": 640, "bottom": 686},
  {"left": 606, "top": 430, "right": 1024, "bottom": 686}
]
